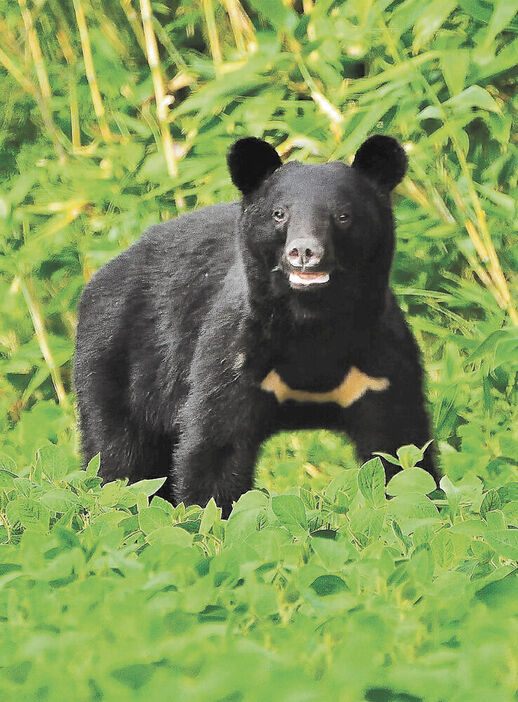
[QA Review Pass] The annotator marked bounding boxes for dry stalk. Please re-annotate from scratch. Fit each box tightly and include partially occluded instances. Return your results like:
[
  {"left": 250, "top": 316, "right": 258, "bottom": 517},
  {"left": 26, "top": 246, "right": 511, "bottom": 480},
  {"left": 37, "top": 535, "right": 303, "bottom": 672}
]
[
  {"left": 201, "top": 0, "right": 222, "bottom": 71},
  {"left": 121, "top": 0, "right": 146, "bottom": 52},
  {"left": 51, "top": 0, "right": 82, "bottom": 150},
  {"left": 17, "top": 0, "right": 67, "bottom": 162},
  {"left": 446, "top": 172, "right": 517, "bottom": 323},
  {"left": 139, "top": 0, "right": 180, "bottom": 181},
  {"left": 220, "top": 0, "right": 245, "bottom": 53},
  {"left": 0, "top": 45, "right": 37, "bottom": 96},
  {"left": 297, "top": 57, "right": 344, "bottom": 141},
  {"left": 20, "top": 278, "right": 68, "bottom": 407},
  {"left": 72, "top": 0, "right": 113, "bottom": 142}
]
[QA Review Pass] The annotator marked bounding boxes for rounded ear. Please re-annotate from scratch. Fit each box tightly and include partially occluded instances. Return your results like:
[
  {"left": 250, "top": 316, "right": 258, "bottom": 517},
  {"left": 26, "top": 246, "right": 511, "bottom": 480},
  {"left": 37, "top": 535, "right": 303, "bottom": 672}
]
[
  {"left": 227, "top": 137, "right": 282, "bottom": 196},
  {"left": 352, "top": 135, "right": 407, "bottom": 191}
]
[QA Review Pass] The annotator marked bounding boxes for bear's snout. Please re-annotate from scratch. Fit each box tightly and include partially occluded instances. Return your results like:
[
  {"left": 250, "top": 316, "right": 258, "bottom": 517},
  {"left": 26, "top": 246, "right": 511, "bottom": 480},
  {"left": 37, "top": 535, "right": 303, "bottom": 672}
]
[{"left": 285, "top": 238, "right": 323, "bottom": 269}]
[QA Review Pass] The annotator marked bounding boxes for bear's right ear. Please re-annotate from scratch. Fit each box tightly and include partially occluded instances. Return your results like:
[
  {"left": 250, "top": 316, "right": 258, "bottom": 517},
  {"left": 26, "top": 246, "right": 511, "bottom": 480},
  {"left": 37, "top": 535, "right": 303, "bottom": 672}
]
[{"left": 227, "top": 137, "right": 282, "bottom": 196}]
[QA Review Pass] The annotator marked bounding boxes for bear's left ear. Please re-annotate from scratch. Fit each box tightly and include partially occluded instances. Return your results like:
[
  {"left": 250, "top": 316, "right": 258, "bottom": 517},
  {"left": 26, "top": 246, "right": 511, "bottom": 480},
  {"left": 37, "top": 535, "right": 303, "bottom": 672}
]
[
  {"left": 227, "top": 137, "right": 282, "bottom": 196},
  {"left": 352, "top": 135, "right": 407, "bottom": 191}
]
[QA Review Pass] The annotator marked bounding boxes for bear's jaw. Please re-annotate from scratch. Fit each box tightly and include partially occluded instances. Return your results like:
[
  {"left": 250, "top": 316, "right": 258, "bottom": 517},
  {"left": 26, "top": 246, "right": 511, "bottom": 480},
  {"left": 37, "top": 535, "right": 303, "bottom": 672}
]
[{"left": 288, "top": 270, "right": 330, "bottom": 289}]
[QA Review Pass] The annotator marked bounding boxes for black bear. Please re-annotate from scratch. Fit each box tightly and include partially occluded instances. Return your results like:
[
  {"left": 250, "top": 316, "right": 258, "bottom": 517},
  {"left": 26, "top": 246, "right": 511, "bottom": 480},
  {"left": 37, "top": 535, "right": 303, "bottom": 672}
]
[{"left": 74, "top": 135, "right": 438, "bottom": 516}]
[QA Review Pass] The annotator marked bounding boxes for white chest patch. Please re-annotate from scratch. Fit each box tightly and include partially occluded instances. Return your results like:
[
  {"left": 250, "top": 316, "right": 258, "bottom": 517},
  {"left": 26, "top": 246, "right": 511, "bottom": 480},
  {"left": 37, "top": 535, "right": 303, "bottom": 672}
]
[{"left": 260, "top": 366, "right": 389, "bottom": 408}]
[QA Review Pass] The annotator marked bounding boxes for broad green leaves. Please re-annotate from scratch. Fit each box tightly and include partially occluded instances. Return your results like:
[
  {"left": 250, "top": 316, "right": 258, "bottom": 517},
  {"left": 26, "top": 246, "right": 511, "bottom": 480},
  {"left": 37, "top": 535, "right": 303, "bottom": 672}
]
[
  {"left": 0, "top": 447, "right": 517, "bottom": 700},
  {"left": 387, "top": 467, "right": 437, "bottom": 496},
  {"left": 358, "top": 458, "right": 385, "bottom": 508}
]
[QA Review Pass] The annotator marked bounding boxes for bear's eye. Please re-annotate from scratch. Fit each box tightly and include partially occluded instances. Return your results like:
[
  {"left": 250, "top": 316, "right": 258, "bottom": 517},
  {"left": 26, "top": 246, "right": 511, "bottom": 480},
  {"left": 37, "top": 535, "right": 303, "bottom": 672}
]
[
  {"left": 272, "top": 208, "right": 287, "bottom": 223},
  {"left": 336, "top": 212, "right": 350, "bottom": 224}
]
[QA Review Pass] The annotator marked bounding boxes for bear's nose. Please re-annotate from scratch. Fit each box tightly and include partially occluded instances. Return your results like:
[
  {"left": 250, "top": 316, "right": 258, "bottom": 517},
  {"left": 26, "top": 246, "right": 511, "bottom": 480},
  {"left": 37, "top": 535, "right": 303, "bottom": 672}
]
[{"left": 286, "top": 238, "right": 323, "bottom": 269}]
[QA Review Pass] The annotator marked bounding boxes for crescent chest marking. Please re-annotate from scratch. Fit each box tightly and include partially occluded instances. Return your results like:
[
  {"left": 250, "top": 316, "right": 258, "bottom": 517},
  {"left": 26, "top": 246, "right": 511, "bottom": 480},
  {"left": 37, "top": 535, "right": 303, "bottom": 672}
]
[{"left": 260, "top": 367, "right": 390, "bottom": 408}]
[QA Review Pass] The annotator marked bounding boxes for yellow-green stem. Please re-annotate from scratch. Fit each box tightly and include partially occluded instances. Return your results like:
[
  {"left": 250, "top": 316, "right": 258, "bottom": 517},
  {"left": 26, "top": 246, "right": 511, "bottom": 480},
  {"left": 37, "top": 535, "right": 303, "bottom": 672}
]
[
  {"left": 17, "top": 0, "right": 67, "bottom": 161},
  {"left": 72, "top": 0, "right": 113, "bottom": 142},
  {"left": 20, "top": 278, "right": 68, "bottom": 407},
  {"left": 202, "top": 0, "right": 222, "bottom": 71},
  {"left": 139, "top": 0, "right": 185, "bottom": 210}
]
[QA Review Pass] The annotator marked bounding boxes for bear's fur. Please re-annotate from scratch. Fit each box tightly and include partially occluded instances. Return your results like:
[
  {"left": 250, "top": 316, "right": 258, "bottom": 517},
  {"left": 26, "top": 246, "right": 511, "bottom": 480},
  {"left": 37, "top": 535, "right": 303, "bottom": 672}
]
[{"left": 74, "top": 135, "right": 438, "bottom": 516}]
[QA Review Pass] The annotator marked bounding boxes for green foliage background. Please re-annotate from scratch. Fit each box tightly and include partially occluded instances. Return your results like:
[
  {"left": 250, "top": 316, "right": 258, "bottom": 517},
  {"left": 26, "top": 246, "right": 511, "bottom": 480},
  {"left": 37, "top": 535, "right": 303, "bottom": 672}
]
[{"left": 0, "top": 0, "right": 517, "bottom": 699}]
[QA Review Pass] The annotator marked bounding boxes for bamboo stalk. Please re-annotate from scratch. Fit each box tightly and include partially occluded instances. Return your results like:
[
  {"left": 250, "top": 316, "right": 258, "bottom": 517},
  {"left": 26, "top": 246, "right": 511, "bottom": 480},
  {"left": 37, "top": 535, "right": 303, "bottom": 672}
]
[
  {"left": 297, "top": 57, "right": 344, "bottom": 140},
  {"left": 72, "top": 0, "right": 113, "bottom": 142},
  {"left": 221, "top": 0, "right": 245, "bottom": 54},
  {"left": 201, "top": 0, "right": 222, "bottom": 71},
  {"left": 151, "top": 10, "right": 189, "bottom": 73},
  {"left": 139, "top": 0, "right": 179, "bottom": 179},
  {"left": 52, "top": 2, "right": 82, "bottom": 150},
  {"left": 0, "top": 16, "right": 23, "bottom": 56},
  {"left": 228, "top": 0, "right": 256, "bottom": 48},
  {"left": 445, "top": 168, "right": 517, "bottom": 323},
  {"left": 20, "top": 278, "right": 69, "bottom": 407},
  {"left": 0, "top": 45, "right": 38, "bottom": 96},
  {"left": 18, "top": 0, "right": 51, "bottom": 99},
  {"left": 17, "top": 0, "right": 67, "bottom": 162},
  {"left": 0, "top": 44, "right": 67, "bottom": 160},
  {"left": 120, "top": 0, "right": 146, "bottom": 52}
]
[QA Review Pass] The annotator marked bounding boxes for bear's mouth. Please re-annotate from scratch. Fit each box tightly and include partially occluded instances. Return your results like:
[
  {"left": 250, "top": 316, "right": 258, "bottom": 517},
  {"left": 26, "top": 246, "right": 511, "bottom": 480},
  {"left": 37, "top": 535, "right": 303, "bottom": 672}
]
[{"left": 288, "top": 270, "right": 330, "bottom": 289}]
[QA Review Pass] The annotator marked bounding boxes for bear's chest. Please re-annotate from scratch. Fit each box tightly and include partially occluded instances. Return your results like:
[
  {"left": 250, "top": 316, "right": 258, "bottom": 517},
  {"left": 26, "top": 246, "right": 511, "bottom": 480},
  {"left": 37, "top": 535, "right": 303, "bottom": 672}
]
[{"left": 260, "top": 367, "right": 389, "bottom": 409}]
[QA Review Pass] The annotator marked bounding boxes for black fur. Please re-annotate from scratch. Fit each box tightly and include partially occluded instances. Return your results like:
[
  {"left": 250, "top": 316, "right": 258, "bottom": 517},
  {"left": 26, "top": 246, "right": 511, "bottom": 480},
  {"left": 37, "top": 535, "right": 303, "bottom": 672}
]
[
  {"left": 74, "top": 136, "right": 438, "bottom": 517},
  {"left": 352, "top": 134, "right": 408, "bottom": 192},
  {"left": 227, "top": 137, "right": 282, "bottom": 195}
]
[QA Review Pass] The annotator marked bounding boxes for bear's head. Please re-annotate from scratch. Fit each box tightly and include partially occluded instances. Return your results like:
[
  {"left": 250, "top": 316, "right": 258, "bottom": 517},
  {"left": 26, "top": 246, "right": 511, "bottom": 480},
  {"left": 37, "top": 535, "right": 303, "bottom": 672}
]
[{"left": 227, "top": 135, "right": 407, "bottom": 324}]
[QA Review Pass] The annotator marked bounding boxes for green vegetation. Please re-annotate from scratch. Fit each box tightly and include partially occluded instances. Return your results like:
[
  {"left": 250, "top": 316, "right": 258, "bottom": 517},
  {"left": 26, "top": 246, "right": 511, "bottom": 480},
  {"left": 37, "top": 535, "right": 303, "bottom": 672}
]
[{"left": 0, "top": 0, "right": 517, "bottom": 699}]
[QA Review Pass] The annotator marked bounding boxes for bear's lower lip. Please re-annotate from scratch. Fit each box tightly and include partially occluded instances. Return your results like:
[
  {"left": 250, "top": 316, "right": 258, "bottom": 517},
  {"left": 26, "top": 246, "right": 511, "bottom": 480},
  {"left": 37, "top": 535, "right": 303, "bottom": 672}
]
[{"left": 289, "top": 271, "right": 330, "bottom": 288}]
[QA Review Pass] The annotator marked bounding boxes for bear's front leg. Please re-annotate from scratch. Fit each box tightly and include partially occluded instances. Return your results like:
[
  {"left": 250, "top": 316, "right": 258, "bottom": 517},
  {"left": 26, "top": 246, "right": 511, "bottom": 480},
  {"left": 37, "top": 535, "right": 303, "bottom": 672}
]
[
  {"left": 343, "top": 377, "right": 439, "bottom": 482},
  {"left": 172, "top": 352, "right": 277, "bottom": 518}
]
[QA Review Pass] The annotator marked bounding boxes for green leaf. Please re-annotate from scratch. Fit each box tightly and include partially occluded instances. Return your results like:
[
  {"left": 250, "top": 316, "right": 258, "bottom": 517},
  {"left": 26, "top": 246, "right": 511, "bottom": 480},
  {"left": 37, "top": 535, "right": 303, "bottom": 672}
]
[
  {"left": 139, "top": 506, "right": 171, "bottom": 534},
  {"left": 447, "top": 85, "right": 501, "bottom": 114},
  {"left": 309, "top": 574, "right": 348, "bottom": 596},
  {"left": 247, "top": 0, "right": 298, "bottom": 32},
  {"left": 145, "top": 525, "right": 193, "bottom": 548},
  {"left": 386, "top": 468, "right": 437, "bottom": 496},
  {"left": 480, "top": 489, "right": 502, "bottom": 519},
  {"left": 199, "top": 498, "right": 221, "bottom": 535},
  {"left": 396, "top": 442, "right": 432, "bottom": 469},
  {"left": 387, "top": 493, "right": 440, "bottom": 527},
  {"left": 128, "top": 477, "right": 167, "bottom": 498},
  {"left": 7, "top": 496, "right": 50, "bottom": 531},
  {"left": 271, "top": 495, "right": 308, "bottom": 538},
  {"left": 498, "top": 483, "right": 518, "bottom": 504},
  {"left": 441, "top": 50, "right": 470, "bottom": 96},
  {"left": 86, "top": 453, "right": 100, "bottom": 478},
  {"left": 483, "top": 0, "right": 518, "bottom": 46},
  {"left": 40, "top": 488, "right": 80, "bottom": 513},
  {"left": 412, "top": 0, "right": 457, "bottom": 53},
  {"left": 111, "top": 664, "right": 155, "bottom": 690},
  {"left": 358, "top": 458, "right": 386, "bottom": 508},
  {"left": 373, "top": 451, "right": 401, "bottom": 467},
  {"left": 36, "top": 445, "right": 74, "bottom": 481},
  {"left": 484, "top": 530, "right": 518, "bottom": 561},
  {"left": 0, "top": 453, "right": 17, "bottom": 472}
]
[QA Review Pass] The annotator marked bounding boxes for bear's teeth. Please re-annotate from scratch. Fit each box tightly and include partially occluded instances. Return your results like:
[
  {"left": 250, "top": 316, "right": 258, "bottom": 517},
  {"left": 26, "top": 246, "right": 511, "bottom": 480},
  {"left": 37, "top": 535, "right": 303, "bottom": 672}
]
[{"left": 289, "top": 272, "right": 330, "bottom": 286}]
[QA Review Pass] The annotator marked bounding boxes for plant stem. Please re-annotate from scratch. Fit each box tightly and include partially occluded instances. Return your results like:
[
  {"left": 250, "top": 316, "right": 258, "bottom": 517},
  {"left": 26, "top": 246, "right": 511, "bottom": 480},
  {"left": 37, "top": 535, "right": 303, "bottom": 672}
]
[
  {"left": 139, "top": 0, "right": 182, "bottom": 190},
  {"left": 20, "top": 278, "right": 68, "bottom": 407},
  {"left": 202, "top": 0, "right": 222, "bottom": 72},
  {"left": 72, "top": 0, "right": 113, "bottom": 142},
  {"left": 17, "top": 0, "right": 67, "bottom": 162}
]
